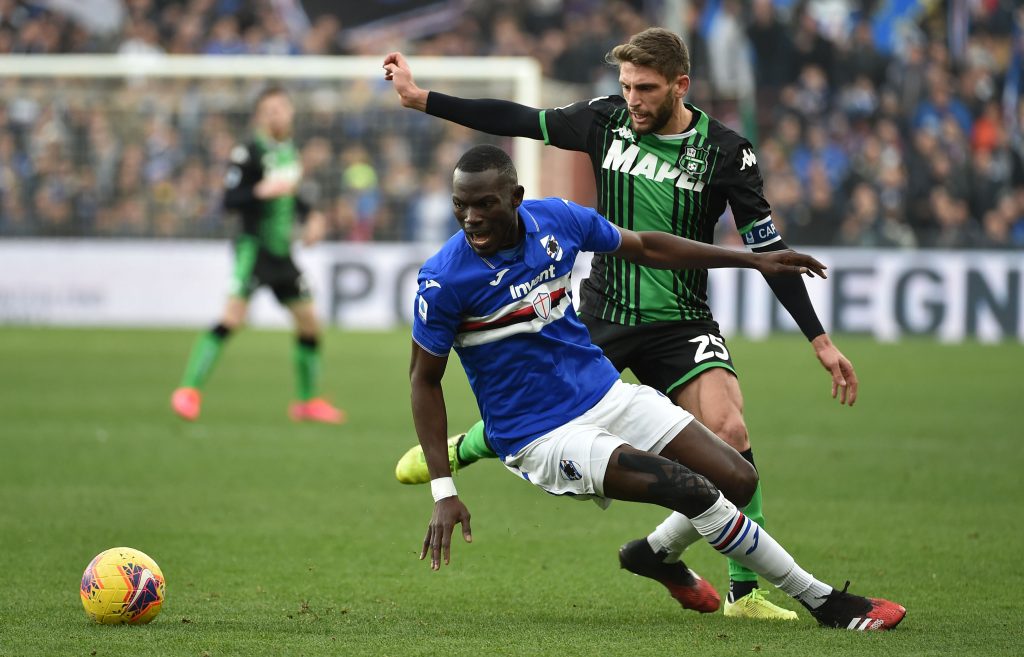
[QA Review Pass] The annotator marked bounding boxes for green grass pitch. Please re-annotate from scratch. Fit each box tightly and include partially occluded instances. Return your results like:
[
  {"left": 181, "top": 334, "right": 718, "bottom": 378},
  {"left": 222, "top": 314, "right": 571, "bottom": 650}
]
[{"left": 0, "top": 327, "right": 1021, "bottom": 656}]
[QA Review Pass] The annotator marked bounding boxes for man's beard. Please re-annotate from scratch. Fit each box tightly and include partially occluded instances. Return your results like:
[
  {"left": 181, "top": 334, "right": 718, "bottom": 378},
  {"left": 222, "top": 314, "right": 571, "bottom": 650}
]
[{"left": 633, "top": 93, "right": 677, "bottom": 135}]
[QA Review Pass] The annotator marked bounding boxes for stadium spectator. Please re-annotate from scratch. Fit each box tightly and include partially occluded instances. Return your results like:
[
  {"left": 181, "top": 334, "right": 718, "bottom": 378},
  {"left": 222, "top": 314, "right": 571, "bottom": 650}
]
[
  {"left": 0, "top": 0, "right": 1019, "bottom": 248},
  {"left": 705, "top": 0, "right": 753, "bottom": 105},
  {"left": 203, "top": 15, "right": 245, "bottom": 55},
  {"left": 118, "top": 18, "right": 164, "bottom": 55}
]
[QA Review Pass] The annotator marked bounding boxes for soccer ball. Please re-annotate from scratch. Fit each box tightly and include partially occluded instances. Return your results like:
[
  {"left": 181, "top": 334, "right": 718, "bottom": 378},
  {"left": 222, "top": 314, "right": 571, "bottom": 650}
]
[{"left": 80, "top": 547, "right": 166, "bottom": 624}]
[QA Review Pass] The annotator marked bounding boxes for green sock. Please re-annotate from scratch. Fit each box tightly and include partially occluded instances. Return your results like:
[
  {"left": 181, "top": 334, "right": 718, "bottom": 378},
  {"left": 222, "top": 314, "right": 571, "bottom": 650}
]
[
  {"left": 456, "top": 420, "right": 496, "bottom": 464},
  {"left": 180, "top": 329, "right": 227, "bottom": 389},
  {"left": 728, "top": 480, "right": 764, "bottom": 584},
  {"left": 294, "top": 337, "right": 320, "bottom": 402}
]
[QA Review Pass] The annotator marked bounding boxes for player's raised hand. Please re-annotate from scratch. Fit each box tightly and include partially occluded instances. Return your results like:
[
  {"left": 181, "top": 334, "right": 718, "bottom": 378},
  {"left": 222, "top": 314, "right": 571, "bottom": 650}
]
[
  {"left": 420, "top": 497, "right": 472, "bottom": 570},
  {"left": 383, "top": 52, "right": 428, "bottom": 111},
  {"left": 753, "top": 249, "right": 827, "bottom": 279},
  {"left": 811, "top": 334, "right": 859, "bottom": 406}
]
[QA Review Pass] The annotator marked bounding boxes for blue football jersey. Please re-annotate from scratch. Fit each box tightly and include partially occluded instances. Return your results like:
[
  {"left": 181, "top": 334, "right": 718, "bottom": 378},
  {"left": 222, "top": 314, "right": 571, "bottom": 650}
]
[{"left": 413, "top": 198, "right": 623, "bottom": 458}]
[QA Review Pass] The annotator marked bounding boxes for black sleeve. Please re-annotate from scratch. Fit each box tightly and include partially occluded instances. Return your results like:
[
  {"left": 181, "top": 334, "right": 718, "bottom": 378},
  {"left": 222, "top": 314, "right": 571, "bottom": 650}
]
[
  {"left": 720, "top": 138, "right": 772, "bottom": 231},
  {"left": 222, "top": 142, "right": 264, "bottom": 211},
  {"left": 425, "top": 92, "right": 543, "bottom": 139},
  {"left": 720, "top": 138, "right": 826, "bottom": 340},
  {"left": 537, "top": 97, "right": 614, "bottom": 152},
  {"left": 425, "top": 92, "right": 612, "bottom": 153},
  {"left": 756, "top": 237, "right": 826, "bottom": 340}
]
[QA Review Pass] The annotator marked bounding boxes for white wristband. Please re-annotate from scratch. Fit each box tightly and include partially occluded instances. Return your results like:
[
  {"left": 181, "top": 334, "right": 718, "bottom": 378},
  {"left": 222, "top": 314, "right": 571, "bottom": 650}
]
[{"left": 431, "top": 477, "right": 458, "bottom": 502}]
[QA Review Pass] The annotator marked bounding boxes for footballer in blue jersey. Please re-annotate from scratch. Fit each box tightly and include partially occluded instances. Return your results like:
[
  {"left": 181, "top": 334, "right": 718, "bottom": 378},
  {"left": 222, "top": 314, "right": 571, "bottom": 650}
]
[
  {"left": 413, "top": 195, "right": 623, "bottom": 459},
  {"left": 408, "top": 144, "right": 906, "bottom": 631}
]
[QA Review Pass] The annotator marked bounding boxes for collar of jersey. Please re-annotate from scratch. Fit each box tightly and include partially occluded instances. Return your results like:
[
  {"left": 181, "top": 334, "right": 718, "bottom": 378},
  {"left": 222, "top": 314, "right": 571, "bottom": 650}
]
[
  {"left": 651, "top": 103, "right": 704, "bottom": 141},
  {"left": 476, "top": 205, "right": 543, "bottom": 269}
]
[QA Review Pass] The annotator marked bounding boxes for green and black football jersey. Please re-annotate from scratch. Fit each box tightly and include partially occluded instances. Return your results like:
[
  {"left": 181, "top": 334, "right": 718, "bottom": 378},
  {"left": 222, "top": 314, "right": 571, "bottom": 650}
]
[
  {"left": 539, "top": 97, "right": 775, "bottom": 325},
  {"left": 222, "top": 133, "right": 304, "bottom": 257}
]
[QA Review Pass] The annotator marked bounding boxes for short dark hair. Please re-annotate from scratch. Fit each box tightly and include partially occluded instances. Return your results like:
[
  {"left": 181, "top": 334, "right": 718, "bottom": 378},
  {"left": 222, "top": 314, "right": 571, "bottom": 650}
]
[
  {"left": 254, "top": 85, "right": 289, "bottom": 110},
  {"left": 606, "top": 27, "right": 690, "bottom": 80},
  {"left": 454, "top": 144, "right": 518, "bottom": 185}
]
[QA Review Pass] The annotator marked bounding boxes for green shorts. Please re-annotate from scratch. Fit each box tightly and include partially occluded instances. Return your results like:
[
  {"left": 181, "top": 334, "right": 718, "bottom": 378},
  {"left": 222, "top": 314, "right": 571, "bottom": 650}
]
[
  {"left": 230, "top": 239, "right": 310, "bottom": 304},
  {"left": 582, "top": 315, "right": 737, "bottom": 395}
]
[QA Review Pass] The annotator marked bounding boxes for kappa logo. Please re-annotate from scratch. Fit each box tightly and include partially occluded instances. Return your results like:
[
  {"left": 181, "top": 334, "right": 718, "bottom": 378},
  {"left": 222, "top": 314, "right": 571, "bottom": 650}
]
[
  {"left": 489, "top": 268, "right": 510, "bottom": 286},
  {"left": 540, "top": 234, "right": 563, "bottom": 261},
  {"left": 559, "top": 460, "right": 583, "bottom": 481},
  {"left": 612, "top": 125, "right": 636, "bottom": 142},
  {"left": 739, "top": 148, "right": 757, "bottom": 171},
  {"left": 531, "top": 291, "right": 552, "bottom": 319}
]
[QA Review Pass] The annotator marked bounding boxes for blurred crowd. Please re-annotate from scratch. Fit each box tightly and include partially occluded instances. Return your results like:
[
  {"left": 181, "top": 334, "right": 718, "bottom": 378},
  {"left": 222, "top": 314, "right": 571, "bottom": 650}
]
[{"left": 0, "top": 0, "right": 1022, "bottom": 248}]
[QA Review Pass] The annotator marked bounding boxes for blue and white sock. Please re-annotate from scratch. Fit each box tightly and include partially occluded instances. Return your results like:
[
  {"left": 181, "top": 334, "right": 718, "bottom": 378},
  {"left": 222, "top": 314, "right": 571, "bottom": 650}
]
[{"left": 690, "top": 493, "right": 833, "bottom": 608}]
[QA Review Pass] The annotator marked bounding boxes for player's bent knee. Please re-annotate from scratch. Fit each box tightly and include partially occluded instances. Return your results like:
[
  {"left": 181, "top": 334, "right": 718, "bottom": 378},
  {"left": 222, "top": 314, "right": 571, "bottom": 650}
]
[
  {"left": 708, "top": 418, "right": 749, "bottom": 451},
  {"left": 721, "top": 459, "right": 758, "bottom": 508},
  {"left": 664, "top": 472, "right": 721, "bottom": 518},
  {"left": 610, "top": 449, "right": 721, "bottom": 517}
]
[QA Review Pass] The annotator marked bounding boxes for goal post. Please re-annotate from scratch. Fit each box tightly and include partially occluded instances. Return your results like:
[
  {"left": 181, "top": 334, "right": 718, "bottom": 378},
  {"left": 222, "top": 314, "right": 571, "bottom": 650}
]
[{"left": 0, "top": 54, "right": 542, "bottom": 239}]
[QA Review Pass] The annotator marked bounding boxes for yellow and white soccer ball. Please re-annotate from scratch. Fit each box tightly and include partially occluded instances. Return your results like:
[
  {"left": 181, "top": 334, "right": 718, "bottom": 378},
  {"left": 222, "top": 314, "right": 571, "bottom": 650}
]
[{"left": 80, "top": 547, "right": 166, "bottom": 624}]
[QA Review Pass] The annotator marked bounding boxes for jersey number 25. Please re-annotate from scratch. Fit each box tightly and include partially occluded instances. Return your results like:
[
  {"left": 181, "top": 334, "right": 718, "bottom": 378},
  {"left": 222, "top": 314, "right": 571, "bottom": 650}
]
[{"left": 689, "top": 334, "right": 729, "bottom": 363}]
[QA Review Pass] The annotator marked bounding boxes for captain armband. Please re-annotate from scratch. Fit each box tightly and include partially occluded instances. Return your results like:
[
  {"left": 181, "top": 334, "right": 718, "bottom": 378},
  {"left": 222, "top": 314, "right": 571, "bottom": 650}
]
[{"left": 739, "top": 215, "right": 782, "bottom": 250}]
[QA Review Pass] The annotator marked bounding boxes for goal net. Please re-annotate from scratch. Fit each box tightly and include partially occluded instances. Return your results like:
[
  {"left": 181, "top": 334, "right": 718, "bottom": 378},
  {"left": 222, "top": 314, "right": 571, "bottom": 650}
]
[{"left": 0, "top": 55, "right": 541, "bottom": 242}]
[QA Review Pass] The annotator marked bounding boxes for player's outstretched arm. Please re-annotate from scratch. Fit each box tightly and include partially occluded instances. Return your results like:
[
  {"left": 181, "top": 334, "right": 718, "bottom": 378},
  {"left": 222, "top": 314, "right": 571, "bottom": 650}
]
[
  {"left": 409, "top": 342, "right": 472, "bottom": 569},
  {"left": 383, "top": 52, "right": 544, "bottom": 139},
  {"left": 613, "top": 228, "right": 827, "bottom": 278}
]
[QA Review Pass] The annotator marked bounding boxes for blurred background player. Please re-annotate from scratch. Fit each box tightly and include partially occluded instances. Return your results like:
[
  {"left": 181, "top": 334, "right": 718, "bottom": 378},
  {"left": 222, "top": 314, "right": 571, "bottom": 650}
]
[
  {"left": 386, "top": 28, "right": 858, "bottom": 620},
  {"left": 171, "top": 86, "right": 344, "bottom": 425}
]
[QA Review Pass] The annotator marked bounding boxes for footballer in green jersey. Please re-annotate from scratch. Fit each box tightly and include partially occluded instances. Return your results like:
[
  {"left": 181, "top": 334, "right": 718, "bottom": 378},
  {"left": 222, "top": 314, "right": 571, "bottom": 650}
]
[
  {"left": 385, "top": 27, "right": 860, "bottom": 621},
  {"left": 171, "top": 86, "right": 344, "bottom": 425}
]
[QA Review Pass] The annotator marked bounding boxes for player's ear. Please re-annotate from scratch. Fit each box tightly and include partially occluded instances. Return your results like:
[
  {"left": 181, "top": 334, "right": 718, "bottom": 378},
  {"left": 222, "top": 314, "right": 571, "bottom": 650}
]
[
  {"left": 675, "top": 74, "right": 690, "bottom": 99},
  {"left": 511, "top": 184, "right": 525, "bottom": 207}
]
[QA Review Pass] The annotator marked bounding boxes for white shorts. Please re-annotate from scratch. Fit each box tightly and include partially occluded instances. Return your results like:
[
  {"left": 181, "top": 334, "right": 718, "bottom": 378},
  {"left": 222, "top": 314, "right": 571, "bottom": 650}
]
[{"left": 502, "top": 380, "right": 694, "bottom": 506}]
